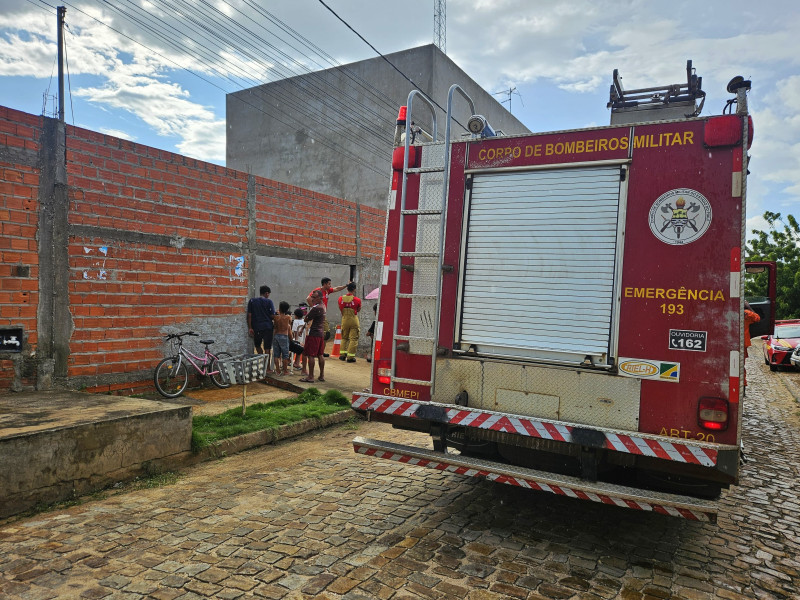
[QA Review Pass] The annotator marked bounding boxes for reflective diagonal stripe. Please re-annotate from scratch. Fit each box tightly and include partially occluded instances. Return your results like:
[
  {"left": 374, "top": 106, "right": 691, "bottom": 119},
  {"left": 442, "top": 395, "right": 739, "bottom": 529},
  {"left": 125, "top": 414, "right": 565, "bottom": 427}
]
[
  {"left": 660, "top": 442, "right": 688, "bottom": 463},
  {"left": 687, "top": 446, "right": 716, "bottom": 467},
  {"left": 352, "top": 394, "right": 720, "bottom": 466},
  {"left": 630, "top": 436, "right": 659, "bottom": 458},
  {"left": 353, "top": 442, "right": 713, "bottom": 522},
  {"left": 532, "top": 421, "right": 555, "bottom": 440}
]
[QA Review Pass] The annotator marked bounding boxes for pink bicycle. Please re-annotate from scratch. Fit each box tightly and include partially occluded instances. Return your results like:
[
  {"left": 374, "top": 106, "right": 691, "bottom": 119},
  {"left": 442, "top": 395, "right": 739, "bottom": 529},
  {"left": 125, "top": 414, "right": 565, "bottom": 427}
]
[{"left": 154, "top": 331, "right": 232, "bottom": 398}]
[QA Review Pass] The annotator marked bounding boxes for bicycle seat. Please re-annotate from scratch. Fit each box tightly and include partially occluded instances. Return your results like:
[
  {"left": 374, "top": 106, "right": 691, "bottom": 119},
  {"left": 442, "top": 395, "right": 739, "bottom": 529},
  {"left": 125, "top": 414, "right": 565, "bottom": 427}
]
[{"left": 200, "top": 339, "right": 214, "bottom": 345}]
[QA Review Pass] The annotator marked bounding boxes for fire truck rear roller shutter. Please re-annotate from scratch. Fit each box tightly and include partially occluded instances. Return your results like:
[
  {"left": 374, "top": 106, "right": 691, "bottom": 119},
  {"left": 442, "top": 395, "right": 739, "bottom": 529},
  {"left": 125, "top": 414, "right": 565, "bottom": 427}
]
[{"left": 459, "top": 166, "right": 622, "bottom": 365}]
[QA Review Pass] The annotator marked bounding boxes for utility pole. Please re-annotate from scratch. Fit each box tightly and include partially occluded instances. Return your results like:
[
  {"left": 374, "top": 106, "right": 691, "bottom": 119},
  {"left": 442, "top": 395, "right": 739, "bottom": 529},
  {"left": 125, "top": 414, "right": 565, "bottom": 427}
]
[{"left": 57, "top": 6, "right": 66, "bottom": 122}]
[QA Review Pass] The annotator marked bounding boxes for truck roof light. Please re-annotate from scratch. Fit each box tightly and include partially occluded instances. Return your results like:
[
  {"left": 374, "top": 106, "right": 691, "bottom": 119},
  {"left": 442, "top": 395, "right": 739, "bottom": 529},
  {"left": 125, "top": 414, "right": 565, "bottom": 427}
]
[
  {"left": 698, "top": 397, "right": 728, "bottom": 431},
  {"left": 397, "top": 106, "right": 407, "bottom": 122},
  {"left": 467, "top": 114, "right": 496, "bottom": 138},
  {"left": 704, "top": 115, "right": 754, "bottom": 148}
]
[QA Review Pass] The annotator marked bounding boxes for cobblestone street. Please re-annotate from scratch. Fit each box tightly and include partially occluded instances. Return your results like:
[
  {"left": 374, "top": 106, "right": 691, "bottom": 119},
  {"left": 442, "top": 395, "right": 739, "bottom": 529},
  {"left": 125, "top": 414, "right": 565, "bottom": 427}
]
[{"left": 1, "top": 354, "right": 799, "bottom": 600}]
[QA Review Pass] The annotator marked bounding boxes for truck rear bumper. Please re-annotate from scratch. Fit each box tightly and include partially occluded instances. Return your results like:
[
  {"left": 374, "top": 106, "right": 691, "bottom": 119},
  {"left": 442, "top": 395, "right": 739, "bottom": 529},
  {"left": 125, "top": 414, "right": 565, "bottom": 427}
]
[
  {"left": 352, "top": 392, "right": 738, "bottom": 470},
  {"left": 353, "top": 436, "right": 718, "bottom": 522}
]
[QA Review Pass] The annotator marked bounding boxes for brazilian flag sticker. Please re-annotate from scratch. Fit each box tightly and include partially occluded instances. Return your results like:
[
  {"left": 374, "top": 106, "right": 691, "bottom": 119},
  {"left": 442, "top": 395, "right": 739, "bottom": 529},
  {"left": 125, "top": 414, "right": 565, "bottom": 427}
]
[{"left": 659, "top": 363, "right": 680, "bottom": 381}]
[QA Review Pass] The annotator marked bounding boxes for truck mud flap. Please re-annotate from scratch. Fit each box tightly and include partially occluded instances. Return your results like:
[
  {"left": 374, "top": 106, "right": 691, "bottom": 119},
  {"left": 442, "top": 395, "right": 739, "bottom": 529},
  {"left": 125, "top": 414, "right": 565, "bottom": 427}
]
[{"left": 353, "top": 436, "right": 718, "bottom": 523}]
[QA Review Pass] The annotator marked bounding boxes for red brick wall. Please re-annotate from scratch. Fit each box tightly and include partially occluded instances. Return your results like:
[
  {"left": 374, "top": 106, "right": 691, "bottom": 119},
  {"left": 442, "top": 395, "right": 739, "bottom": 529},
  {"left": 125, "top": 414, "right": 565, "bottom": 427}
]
[
  {"left": 67, "top": 241, "right": 246, "bottom": 381},
  {"left": 0, "top": 107, "right": 41, "bottom": 390},
  {"left": 0, "top": 107, "right": 386, "bottom": 393},
  {"left": 255, "top": 179, "right": 385, "bottom": 255}
]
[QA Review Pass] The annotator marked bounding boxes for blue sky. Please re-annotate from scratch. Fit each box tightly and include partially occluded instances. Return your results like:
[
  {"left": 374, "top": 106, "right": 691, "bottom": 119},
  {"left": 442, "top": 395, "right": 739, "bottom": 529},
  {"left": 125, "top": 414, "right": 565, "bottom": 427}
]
[{"left": 1, "top": 0, "right": 798, "bottom": 238}]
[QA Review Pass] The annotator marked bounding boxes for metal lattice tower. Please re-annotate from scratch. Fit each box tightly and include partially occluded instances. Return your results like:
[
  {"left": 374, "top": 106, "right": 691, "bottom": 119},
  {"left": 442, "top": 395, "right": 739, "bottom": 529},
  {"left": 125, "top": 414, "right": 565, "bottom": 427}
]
[{"left": 434, "top": 0, "right": 446, "bottom": 54}]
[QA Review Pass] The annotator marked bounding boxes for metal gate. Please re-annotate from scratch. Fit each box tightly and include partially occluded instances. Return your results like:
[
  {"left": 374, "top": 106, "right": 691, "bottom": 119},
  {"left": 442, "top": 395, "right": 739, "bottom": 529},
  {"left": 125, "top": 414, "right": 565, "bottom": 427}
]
[{"left": 457, "top": 165, "right": 626, "bottom": 366}]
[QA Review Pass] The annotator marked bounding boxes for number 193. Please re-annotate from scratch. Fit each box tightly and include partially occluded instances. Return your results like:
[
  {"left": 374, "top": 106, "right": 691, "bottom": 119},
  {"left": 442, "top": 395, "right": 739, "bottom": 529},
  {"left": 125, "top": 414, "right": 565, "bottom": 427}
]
[{"left": 660, "top": 303, "right": 684, "bottom": 315}]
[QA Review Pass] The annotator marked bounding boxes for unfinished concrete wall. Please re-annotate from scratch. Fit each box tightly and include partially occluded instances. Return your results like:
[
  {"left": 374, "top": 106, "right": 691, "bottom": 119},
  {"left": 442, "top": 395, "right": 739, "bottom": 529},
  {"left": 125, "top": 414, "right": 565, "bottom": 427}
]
[
  {"left": 0, "top": 106, "right": 385, "bottom": 394},
  {"left": 226, "top": 44, "right": 530, "bottom": 211},
  {"left": 0, "top": 392, "right": 191, "bottom": 518}
]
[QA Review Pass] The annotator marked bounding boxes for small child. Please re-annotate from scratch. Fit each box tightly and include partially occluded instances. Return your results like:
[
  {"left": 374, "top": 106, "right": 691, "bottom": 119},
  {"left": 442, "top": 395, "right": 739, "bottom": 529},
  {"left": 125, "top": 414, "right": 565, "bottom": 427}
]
[
  {"left": 292, "top": 308, "right": 309, "bottom": 376},
  {"left": 272, "top": 301, "right": 293, "bottom": 376}
]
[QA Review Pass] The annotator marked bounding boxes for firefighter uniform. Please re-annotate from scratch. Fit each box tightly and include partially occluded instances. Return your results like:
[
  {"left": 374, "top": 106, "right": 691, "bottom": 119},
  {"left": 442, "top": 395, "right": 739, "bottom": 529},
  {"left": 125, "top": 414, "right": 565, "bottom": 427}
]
[{"left": 338, "top": 292, "right": 362, "bottom": 361}]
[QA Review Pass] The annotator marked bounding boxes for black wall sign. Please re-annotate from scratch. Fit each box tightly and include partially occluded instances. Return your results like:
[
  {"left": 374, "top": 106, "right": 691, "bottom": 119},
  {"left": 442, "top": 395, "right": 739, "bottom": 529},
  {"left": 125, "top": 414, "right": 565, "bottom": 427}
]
[
  {"left": 0, "top": 328, "right": 23, "bottom": 353},
  {"left": 669, "top": 329, "right": 707, "bottom": 352}
]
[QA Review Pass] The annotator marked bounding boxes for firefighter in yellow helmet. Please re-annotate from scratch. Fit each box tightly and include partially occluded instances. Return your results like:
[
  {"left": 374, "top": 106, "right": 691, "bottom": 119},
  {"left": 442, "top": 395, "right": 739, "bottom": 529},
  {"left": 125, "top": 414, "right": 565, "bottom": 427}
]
[{"left": 338, "top": 282, "right": 362, "bottom": 363}]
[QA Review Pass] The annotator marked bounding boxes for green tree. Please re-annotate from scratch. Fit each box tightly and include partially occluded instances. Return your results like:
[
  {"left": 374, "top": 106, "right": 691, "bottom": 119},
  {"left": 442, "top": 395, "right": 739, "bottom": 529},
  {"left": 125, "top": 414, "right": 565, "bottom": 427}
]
[{"left": 745, "top": 211, "right": 800, "bottom": 319}]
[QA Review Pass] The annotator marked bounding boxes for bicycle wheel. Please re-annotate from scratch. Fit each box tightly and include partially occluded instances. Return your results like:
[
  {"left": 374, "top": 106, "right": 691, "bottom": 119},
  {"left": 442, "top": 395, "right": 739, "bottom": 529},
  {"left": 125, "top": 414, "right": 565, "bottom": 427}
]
[
  {"left": 210, "top": 352, "right": 233, "bottom": 389},
  {"left": 154, "top": 356, "right": 189, "bottom": 398}
]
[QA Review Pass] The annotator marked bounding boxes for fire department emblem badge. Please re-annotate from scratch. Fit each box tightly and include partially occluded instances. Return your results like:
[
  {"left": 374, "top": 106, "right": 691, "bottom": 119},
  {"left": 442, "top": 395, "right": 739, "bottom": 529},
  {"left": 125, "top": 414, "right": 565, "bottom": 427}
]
[{"left": 648, "top": 188, "right": 712, "bottom": 245}]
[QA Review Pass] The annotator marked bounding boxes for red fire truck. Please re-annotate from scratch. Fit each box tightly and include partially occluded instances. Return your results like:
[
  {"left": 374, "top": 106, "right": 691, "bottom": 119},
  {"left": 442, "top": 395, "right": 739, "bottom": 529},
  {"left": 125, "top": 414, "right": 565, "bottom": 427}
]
[{"left": 352, "top": 62, "right": 774, "bottom": 522}]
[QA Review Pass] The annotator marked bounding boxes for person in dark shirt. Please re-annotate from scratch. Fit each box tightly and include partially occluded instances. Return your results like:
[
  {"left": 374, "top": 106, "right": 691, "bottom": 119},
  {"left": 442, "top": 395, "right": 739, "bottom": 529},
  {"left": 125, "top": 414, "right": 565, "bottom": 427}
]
[
  {"left": 247, "top": 285, "right": 275, "bottom": 368},
  {"left": 300, "top": 289, "right": 326, "bottom": 383}
]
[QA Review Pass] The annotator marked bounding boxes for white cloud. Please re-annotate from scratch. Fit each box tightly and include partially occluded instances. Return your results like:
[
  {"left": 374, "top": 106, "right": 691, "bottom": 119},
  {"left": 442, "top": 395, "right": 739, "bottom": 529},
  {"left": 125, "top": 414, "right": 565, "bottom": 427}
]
[
  {"left": 446, "top": 0, "right": 800, "bottom": 103},
  {"left": 2, "top": 0, "right": 800, "bottom": 194},
  {"left": 0, "top": 2, "right": 228, "bottom": 162},
  {"left": 746, "top": 214, "right": 770, "bottom": 241},
  {"left": 74, "top": 71, "right": 225, "bottom": 160},
  {"left": 0, "top": 32, "right": 56, "bottom": 76},
  {"left": 98, "top": 128, "right": 135, "bottom": 141},
  {"left": 747, "top": 75, "right": 800, "bottom": 214},
  {"left": 175, "top": 118, "right": 225, "bottom": 162}
]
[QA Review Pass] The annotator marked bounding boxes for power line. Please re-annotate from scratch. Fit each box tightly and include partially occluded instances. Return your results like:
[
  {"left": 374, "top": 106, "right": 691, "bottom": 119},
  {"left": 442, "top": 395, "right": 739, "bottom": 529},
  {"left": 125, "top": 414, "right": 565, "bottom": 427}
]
[
  {"left": 112, "top": 0, "right": 389, "bottom": 153},
  {"left": 235, "top": 1, "right": 400, "bottom": 115},
  {"left": 97, "top": 0, "right": 396, "bottom": 160},
  {"left": 59, "top": 1, "right": 391, "bottom": 178},
  {"left": 63, "top": 24, "right": 76, "bottom": 125},
  {"left": 168, "top": 0, "right": 394, "bottom": 147},
  {"left": 315, "top": 0, "right": 467, "bottom": 134},
  {"left": 50, "top": 0, "right": 472, "bottom": 177}
]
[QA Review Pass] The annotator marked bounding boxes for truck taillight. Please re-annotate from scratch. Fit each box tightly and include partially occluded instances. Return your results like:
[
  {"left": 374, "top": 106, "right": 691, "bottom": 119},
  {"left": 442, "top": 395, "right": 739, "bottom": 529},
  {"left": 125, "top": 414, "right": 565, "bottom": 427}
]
[
  {"left": 377, "top": 360, "right": 391, "bottom": 384},
  {"left": 698, "top": 397, "right": 729, "bottom": 431}
]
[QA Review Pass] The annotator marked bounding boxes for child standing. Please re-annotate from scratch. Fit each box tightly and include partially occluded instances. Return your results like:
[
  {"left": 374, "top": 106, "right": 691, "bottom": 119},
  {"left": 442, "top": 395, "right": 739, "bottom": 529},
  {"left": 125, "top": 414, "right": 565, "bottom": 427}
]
[
  {"left": 272, "top": 301, "right": 293, "bottom": 376},
  {"left": 292, "top": 308, "right": 308, "bottom": 375}
]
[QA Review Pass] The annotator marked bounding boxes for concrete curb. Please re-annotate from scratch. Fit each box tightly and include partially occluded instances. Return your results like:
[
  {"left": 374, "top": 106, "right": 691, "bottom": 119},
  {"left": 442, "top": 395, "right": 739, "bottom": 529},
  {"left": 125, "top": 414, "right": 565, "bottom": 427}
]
[{"left": 151, "top": 409, "right": 357, "bottom": 472}]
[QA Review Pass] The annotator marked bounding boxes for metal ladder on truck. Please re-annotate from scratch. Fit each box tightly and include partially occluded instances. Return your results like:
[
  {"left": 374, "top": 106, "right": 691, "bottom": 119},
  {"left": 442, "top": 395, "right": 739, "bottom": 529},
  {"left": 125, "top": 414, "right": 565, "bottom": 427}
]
[{"left": 390, "top": 85, "right": 475, "bottom": 396}]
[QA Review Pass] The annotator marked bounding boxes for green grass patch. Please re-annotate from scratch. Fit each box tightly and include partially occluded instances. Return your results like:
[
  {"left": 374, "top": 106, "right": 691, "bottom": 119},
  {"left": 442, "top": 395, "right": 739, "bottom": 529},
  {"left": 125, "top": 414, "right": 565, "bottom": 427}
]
[{"left": 191, "top": 388, "right": 350, "bottom": 451}]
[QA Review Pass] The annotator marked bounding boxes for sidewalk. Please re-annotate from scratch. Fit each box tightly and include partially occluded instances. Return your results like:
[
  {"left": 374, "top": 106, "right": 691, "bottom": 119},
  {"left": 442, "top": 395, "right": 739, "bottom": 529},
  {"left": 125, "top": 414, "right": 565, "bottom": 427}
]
[
  {"left": 180, "top": 353, "right": 373, "bottom": 416},
  {"left": 0, "top": 356, "right": 373, "bottom": 518}
]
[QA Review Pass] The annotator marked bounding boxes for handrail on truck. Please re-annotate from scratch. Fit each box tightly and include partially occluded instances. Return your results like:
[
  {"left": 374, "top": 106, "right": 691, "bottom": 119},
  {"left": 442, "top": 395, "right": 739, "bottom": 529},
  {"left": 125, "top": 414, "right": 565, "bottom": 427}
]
[
  {"left": 428, "top": 85, "right": 476, "bottom": 394},
  {"left": 392, "top": 90, "right": 438, "bottom": 390}
]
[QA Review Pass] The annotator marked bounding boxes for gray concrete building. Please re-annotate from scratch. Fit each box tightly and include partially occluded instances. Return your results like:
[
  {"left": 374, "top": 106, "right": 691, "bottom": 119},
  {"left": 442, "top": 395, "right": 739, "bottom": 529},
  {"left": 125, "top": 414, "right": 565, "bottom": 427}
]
[{"left": 226, "top": 44, "right": 530, "bottom": 210}]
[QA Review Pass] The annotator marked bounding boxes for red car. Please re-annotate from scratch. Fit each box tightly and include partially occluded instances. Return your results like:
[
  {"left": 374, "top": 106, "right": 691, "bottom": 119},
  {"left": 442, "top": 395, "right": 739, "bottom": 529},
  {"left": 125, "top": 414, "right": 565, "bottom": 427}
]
[{"left": 762, "top": 319, "right": 800, "bottom": 371}]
